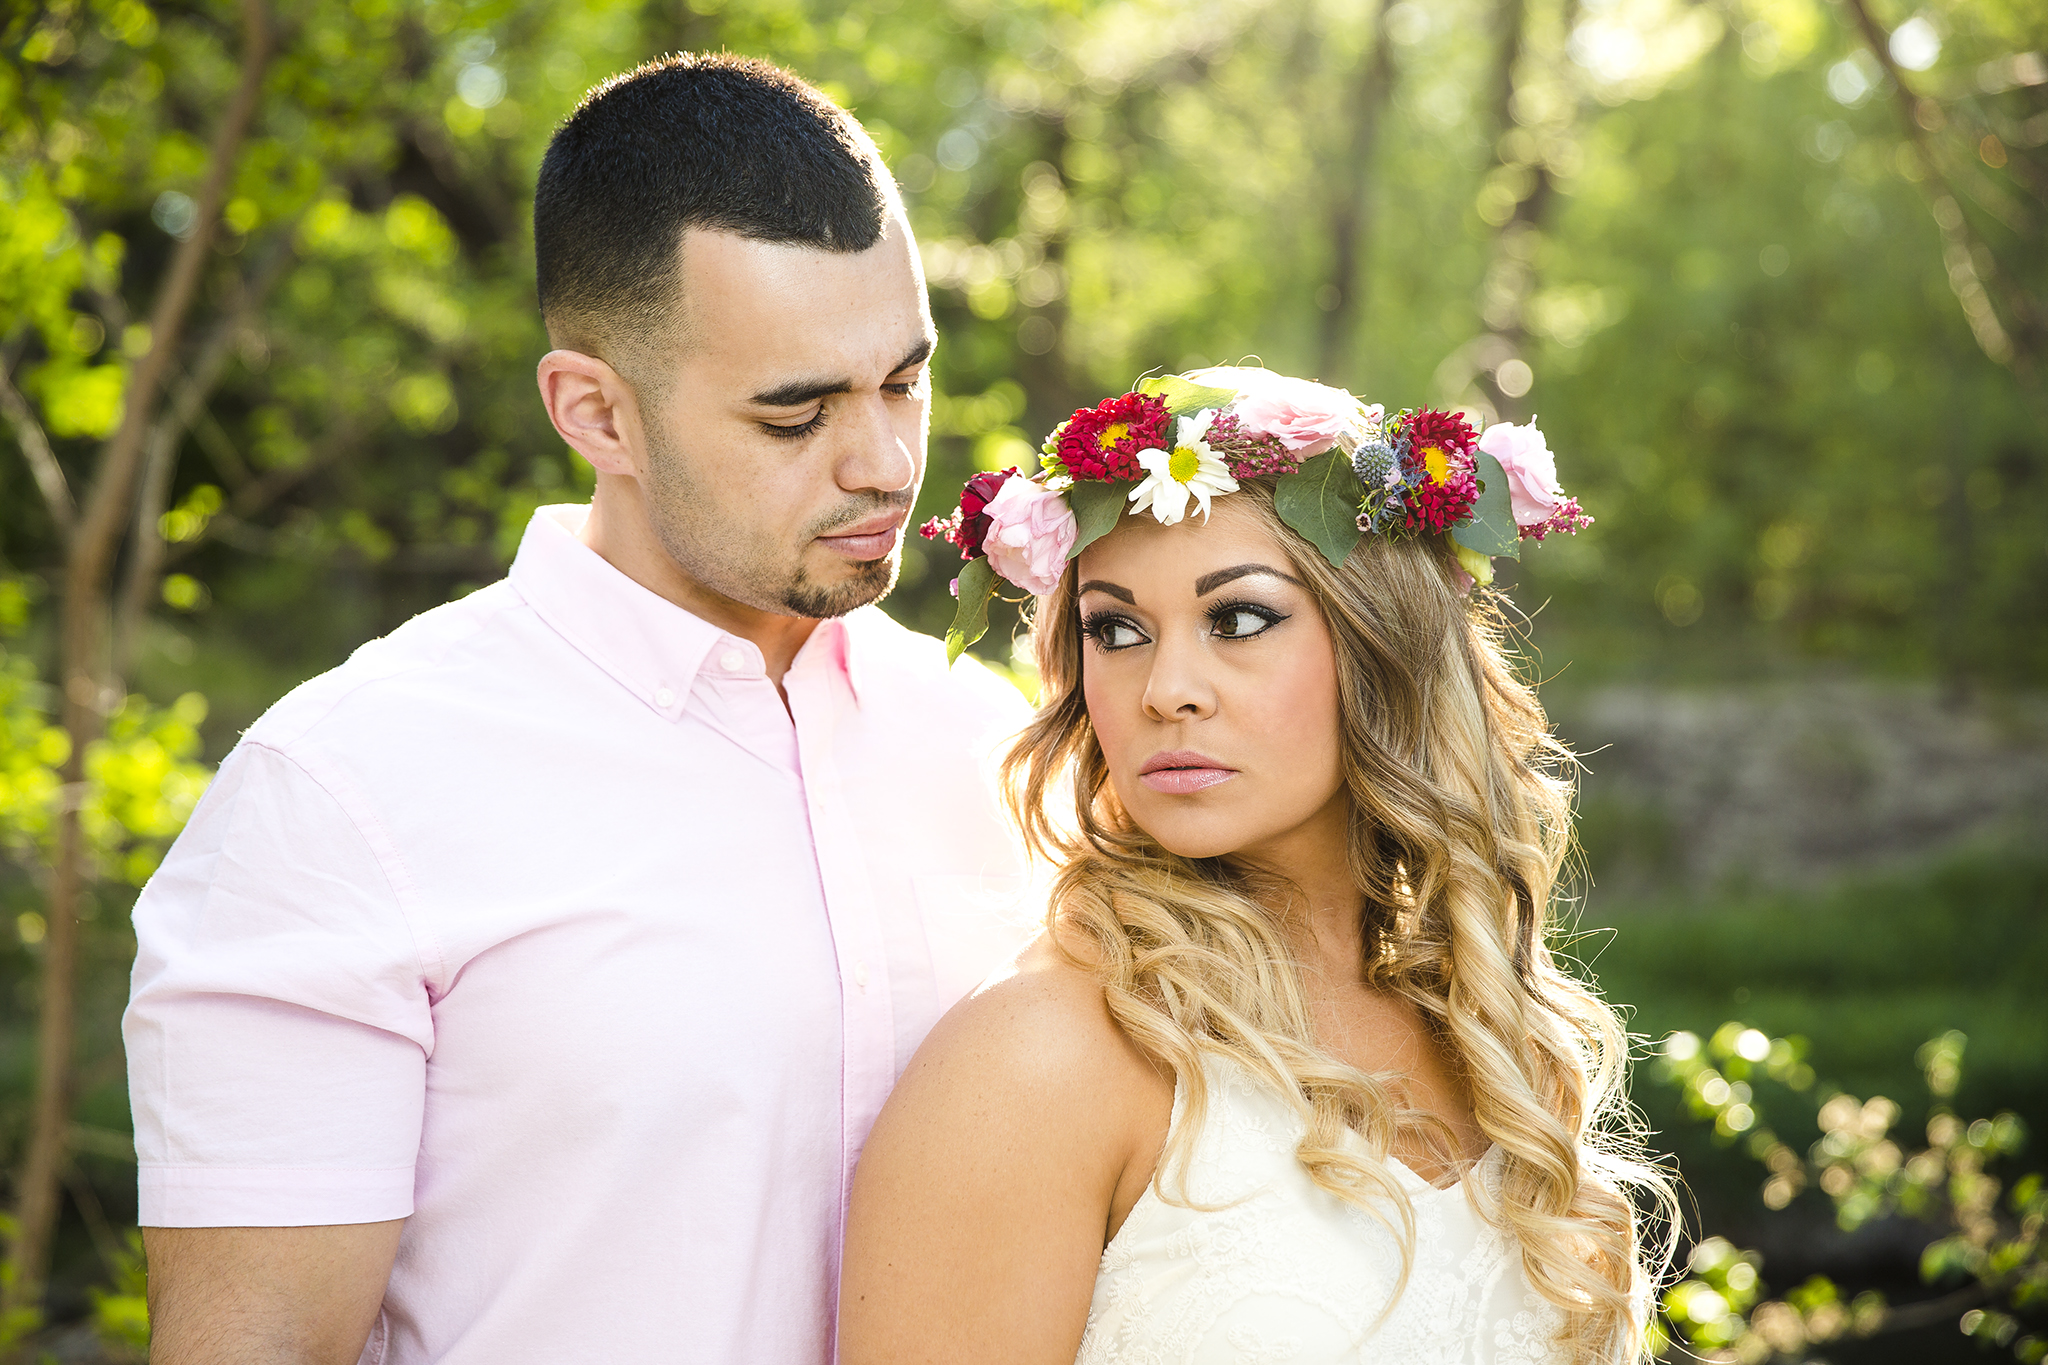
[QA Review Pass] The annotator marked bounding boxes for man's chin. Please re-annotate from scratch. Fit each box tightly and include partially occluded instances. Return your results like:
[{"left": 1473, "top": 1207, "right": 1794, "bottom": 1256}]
[{"left": 778, "top": 554, "right": 898, "bottom": 620}]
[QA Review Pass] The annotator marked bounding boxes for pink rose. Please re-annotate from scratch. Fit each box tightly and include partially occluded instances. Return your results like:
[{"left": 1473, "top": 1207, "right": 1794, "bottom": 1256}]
[
  {"left": 979, "top": 477, "right": 1078, "bottom": 596},
  {"left": 1188, "top": 367, "right": 1360, "bottom": 456},
  {"left": 1477, "top": 420, "right": 1563, "bottom": 528}
]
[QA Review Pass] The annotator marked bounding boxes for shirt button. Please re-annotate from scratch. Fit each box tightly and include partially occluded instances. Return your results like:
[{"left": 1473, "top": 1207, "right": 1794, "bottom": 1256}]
[
  {"left": 719, "top": 649, "right": 746, "bottom": 673},
  {"left": 654, "top": 687, "right": 676, "bottom": 708},
  {"left": 853, "top": 960, "right": 869, "bottom": 991}
]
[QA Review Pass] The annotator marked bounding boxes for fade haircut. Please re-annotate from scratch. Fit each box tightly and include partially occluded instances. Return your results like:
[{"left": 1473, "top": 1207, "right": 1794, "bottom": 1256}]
[{"left": 533, "top": 53, "right": 896, "bottom": 384}]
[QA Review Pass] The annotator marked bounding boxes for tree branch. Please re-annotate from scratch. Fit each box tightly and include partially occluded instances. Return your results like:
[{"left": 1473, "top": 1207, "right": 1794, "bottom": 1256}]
[
  {"left": 114, "top": 233, "right": 295, "bottom": 674},
  {"left": 10, "top": 0, "right": 276, "bottom": 1315},
  {"left": 65, "top": 0, "right": 274, "bottom": 601},
  {"left": 1868, "top": 1279, "right": 1995, "bottom": 1335},
  {"left": 1841, "top": 0, "right": 2030, "bottom": 375},
  {"left": 0, "top": 359, "right": 74, "bottom": 536},
  {"left": 162, "top": 415, "right": 366, "bottom": 566}
]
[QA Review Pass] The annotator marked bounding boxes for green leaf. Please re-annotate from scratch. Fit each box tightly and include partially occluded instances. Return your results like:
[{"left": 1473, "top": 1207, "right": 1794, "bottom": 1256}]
[
  {"left": 1136, "top": 374, "right": 1238, "bottom": 417},
  {"left": 1274, "top": 450, "right": 1364, "bottom": 568},
  {"left": 944, "top": 556, "right": 999, "bottom": 664},
  {"left": 1451, "top": 450, "right": 1521, "bottom": 560},
  {"left": 1066, "top": 480, "right": 1130, "bottom": 560}
]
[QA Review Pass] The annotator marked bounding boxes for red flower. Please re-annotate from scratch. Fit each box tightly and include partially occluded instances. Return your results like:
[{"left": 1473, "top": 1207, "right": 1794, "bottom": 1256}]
[
  {"left": 919, "top": 467, "right": 1019, "bottom": 560},
  {"left": 1397, "top": 408, "right": 1481, "bottom": 533},
  {"left": 1402, "top": 407, "right": 1478, "bottom": 464},
  {"left": 1054, "top": 391, "right": 1170, "bottom": 482}
]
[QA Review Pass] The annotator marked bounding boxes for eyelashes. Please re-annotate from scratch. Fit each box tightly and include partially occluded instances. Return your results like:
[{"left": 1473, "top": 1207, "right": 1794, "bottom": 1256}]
[
  {"left": 760, "top": 378, "right": 923, "bottom": 441},
  {"left": 1209, "top": 602, "right": 1288, "bottom": 639},
  {"left": 1079, "top": 600, "right": 1290, "bottom": 652},
  {"left": 762, "top": 410, "right": 829, "bottom": 440},
  {"left": 1080, "top": 612, "right": 1147, "bottom": 651}
]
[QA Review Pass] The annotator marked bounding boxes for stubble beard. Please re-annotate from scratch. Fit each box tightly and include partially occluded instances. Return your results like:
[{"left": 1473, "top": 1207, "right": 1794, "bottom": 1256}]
[{"left": 643, "top": 426, "right": 904, "bottom": 620}]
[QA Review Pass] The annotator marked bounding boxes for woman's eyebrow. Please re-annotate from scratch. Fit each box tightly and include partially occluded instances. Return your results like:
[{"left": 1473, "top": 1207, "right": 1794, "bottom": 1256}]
[
  {"left": 1076, "top": 580, "right": 1135, "bottom": 604},
  {"left": 1194, "top": 563, "right": 1306, "bottom": 595}
]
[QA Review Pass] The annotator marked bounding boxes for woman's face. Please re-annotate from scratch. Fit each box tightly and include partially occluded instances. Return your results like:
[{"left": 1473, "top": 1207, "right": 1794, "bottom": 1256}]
[{"left": 1076, "top": 497, "right": 1347, "bottom": 866}]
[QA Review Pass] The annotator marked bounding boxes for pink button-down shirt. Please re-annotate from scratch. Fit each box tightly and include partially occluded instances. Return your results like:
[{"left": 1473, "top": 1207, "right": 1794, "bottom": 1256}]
[{"left": 125, "top": 505, "right": 1036, "bottom": 1364}]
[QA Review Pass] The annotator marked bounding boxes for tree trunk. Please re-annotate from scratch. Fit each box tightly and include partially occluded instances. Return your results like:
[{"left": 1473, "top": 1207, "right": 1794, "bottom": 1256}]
[
  {"left": 6, "top": 0, "right": 272, "bottom": 1314},
  {"left": 1316, "top": 2, "right": 1397, "bottom": 382},
  {"left": 1472, "top": 0, "right": 1575, "bottom": 422},
  {"left": 1016, "top": 115, "right": 1078, "bottom": 443}
]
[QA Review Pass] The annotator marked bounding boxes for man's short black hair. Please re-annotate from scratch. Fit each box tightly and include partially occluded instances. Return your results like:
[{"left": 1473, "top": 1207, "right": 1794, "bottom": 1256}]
[{"left": 534, "top": 53, "right": 894, "bottom": 365}]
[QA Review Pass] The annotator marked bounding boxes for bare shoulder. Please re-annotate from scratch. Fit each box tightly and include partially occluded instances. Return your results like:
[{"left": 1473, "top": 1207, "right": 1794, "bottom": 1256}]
[
  {"left": 843, "top": 929, "right": 1171, "bottom": 1358},
  {"left": 841, "top": 927, "right": 1174, "bottom": 1363}
]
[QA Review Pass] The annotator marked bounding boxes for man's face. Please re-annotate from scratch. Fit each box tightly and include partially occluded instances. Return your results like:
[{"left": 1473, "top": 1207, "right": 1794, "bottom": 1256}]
[{"left": 637, "top": 216, "right": 934, "bottom": 619}]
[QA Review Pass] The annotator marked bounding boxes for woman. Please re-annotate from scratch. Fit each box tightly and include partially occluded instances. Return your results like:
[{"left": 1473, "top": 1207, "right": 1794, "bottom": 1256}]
[{"left": 841, "top": 367, "right": 1673, "bottom": 1363}]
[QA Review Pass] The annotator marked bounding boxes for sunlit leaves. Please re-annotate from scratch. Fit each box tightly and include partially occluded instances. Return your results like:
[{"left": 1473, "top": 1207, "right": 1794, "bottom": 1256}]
[
  {"left": 388, "top": 371, "right": 458, "bottom": 433},
  {"left": 0, "top": 643, "right": 207, "bottom": 890},
  {"left": 28, "top": 359, "right": 125, "bottom": 439},
  {"left": 1655, "top": 1022, "right": 2048, "bottom": 1363}
]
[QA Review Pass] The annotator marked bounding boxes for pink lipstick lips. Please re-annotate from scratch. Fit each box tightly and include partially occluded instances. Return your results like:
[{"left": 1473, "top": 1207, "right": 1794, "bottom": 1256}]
[{"left": 1138, "top": 749, "right": 1239, "bottom": 794}]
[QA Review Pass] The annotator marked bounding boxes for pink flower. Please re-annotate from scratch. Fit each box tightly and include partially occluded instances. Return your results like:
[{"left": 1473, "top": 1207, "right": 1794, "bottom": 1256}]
[
  {"left": 979, "top": 477, "right": 1077, "bottom": 596},
  {"left": 1477, "top": 420, "right": 1564, "bottom": 529},
  {"left": 1191, "top": 367, "right": 1360, "bottom": 456}
]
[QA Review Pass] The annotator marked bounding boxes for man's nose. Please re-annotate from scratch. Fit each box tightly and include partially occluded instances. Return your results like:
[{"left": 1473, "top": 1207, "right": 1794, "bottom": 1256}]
[{"left": 835, "top": 392, "right": 916, "bottom": 495}]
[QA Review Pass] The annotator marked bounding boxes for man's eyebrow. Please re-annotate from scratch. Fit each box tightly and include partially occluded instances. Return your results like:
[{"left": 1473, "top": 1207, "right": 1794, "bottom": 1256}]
[
  {"left": 892, "top": 336, "right": 935, "bottom": 374},
  {"left": 1194, "top": 563, "right": 1306, "bottom": 596},
  {"left": 750, "top": 373, "right": 853, "bottom": 409},
  {"left": 1076, "top": 580, "right": 1135, "bottom": 604},
  {"left": 747, "top": 336, "right": 935, "bottom": 409}
]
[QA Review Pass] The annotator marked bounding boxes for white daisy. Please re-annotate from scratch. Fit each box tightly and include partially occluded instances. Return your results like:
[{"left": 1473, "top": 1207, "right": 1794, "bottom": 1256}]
[{"left": 1125, "top": 409, "right": 1240, "bottom": 526}]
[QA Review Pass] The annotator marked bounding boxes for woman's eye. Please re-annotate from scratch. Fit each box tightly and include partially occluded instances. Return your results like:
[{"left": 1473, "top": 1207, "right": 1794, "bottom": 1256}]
[
  {"left": 1211, "top": 606, "right": 1282, "bottom": 639},
  {"left": 1082, "top": 615, "right": 1149, "bottom": 650}
]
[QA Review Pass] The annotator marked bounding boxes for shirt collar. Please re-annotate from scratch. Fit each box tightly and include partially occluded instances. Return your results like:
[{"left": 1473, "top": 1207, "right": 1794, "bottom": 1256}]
[
  {"left": 792, "top": 614, "right": 867, "bottom": 707},
  {"left": 507, "top": 505, "right": 863, "bottom": 717}
]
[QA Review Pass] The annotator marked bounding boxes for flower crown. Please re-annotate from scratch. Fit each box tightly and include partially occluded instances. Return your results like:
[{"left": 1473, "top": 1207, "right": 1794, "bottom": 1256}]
[{"left": 921, "top": 365, "right": 1590, "bottom": 661}]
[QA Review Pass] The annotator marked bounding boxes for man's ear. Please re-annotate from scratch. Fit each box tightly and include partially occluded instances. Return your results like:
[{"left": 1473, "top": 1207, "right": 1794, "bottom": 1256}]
[{"left": 537, "top": 350, "right": 643, "bottom": 478}]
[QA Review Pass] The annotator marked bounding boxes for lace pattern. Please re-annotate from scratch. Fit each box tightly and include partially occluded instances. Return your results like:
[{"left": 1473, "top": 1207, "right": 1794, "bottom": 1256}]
[{"left": 1076, "top": 1057, "right": 1568, "bottom": 1364}]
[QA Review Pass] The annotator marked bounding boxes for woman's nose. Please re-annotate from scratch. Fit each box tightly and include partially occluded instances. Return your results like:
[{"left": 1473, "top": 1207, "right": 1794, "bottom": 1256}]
[{"left": 1140, "top": 633, "right": 1217, "bottom": 722}]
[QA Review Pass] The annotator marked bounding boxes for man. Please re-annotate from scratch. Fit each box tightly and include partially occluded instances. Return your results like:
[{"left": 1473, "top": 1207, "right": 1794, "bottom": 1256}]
[{"left": 127, "top": 55, "right": 1033, "bottom": 1363}]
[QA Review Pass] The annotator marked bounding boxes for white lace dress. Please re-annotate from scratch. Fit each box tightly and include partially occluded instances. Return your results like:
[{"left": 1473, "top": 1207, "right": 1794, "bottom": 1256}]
[{"left": 1076, "top": 1057, "right": 1568, "bottom": 1364}]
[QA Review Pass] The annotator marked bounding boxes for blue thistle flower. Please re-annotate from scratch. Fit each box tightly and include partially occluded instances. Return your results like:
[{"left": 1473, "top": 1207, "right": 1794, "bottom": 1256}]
[{"left": 1350, "top": 437, "right": 1396, "bottom": 491}]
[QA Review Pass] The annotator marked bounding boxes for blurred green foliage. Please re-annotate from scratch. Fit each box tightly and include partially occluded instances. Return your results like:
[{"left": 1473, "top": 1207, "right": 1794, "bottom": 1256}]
[
  {"left": 0, "top": 597, "right": 209, "bottom": 898},
  {"left": 2, "top": 0, "right": 2042, "bottom": 734},
  {"left": 1579, "top": 845, "right": 2048, "bottom": 1137},
  {"left": 1651, "top": 1021, "right": 2046, "bottom": 1364},
  {"left": 1, "top": 0, "right": 2044, "bottom": 1348}
]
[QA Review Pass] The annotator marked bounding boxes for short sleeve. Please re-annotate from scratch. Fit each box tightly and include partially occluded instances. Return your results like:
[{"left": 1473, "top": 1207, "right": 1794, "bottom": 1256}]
[{"left": 124, "top": 742, "right": 434, "bottom": 1227}]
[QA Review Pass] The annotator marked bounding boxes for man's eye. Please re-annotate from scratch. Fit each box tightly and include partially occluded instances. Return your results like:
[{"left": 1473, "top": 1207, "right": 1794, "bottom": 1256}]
[
  {"left": 764, "top": 409, "right": 828, "bottom": 439},
  {"left": 1210, "top": 605, "right": 1284, "bottom": 639}
]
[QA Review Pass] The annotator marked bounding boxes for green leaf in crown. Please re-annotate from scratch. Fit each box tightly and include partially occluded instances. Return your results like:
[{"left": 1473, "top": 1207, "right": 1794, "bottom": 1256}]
[
  {"left": 944, "top": 555, "right": 999, "bottom": 664},
  {"left": 1065, "top": 480, "right": 1130, "bottom": 561},
  {"left": 1273, "top": 450, "right": 1365, "bottom": 568},
  {"left": 1136, "top": 374, "right": 1240, "bottom": 418},
  {"left": 1451, "top": 450, "right": 1522, "bottom": 560}
]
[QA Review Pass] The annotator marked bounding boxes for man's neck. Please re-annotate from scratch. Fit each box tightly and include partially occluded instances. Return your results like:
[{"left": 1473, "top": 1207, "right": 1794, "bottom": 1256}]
[{"left": 579, "top": 489, "right": 820, "bottom": 687}]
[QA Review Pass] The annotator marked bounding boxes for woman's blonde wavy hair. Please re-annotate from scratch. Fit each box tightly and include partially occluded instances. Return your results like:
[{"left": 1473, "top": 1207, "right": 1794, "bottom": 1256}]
[{"left": 1002, "top": 479, "right": 1676, "bottom": 1362}]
